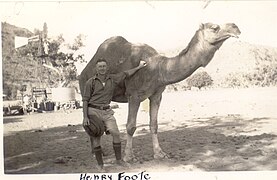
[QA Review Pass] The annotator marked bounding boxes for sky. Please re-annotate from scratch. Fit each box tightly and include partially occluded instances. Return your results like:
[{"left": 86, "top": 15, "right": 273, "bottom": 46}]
[{"left": 1, "top": 0, "right": 277, "bottom": 72}]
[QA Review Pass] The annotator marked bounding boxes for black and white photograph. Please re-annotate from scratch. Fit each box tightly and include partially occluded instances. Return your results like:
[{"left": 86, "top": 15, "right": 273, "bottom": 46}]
[{"left": 1, "top": 1, "right": 277, "bottom": 179}]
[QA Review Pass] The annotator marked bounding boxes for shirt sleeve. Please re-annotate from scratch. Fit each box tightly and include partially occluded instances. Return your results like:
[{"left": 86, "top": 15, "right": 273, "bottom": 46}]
[
  {"left": 82, "top": 78, "right": 93, "bottom": 102},
  {"left": 110, "top": 72, "right": 127, "bottom": 85}
]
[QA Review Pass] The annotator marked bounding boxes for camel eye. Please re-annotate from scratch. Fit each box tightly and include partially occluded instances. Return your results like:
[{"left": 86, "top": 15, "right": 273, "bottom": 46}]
[{"left": 210, "top": 25, "right": 219, "bottom": 31}]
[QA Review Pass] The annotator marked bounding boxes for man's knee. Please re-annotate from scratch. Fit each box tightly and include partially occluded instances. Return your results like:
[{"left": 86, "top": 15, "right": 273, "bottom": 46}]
[
  {"left": 91, "top": 136, "right": 101, "bottom": 148},
  {"left": 109, "top": 128, "right": 120, "bottom": 137}
]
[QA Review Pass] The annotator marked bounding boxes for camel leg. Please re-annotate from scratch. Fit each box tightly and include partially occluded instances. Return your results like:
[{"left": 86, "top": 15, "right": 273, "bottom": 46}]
[
  {"left": 149, "top": 89, "right": 168, "bottom": 159},
  {"left": 123, "top": 95, "right": 140, "bottom": 162}
]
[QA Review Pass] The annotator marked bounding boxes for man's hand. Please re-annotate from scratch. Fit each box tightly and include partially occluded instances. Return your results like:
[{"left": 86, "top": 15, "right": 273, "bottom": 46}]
[
  {"left": 83, "top": 117, "right": 90, "bottom": 126},
  {"left": 139, "top": 60, "right": 147, "bottom": 68},
  {"left": 124, "top": 60, "right": 147, "bottom": 77}
]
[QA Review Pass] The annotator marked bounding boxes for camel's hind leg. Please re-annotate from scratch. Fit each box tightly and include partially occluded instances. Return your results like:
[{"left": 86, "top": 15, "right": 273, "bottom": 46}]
[
  {"left": 149, "top": 88, "right": 168, "bottom": 159},
  {"left": 123, "top": 95, "right": 140, "bottom": 162}
]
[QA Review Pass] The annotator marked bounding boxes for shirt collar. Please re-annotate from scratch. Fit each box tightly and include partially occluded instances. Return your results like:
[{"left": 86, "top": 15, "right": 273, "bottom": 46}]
[{"left": 94, "top": 73, "right": 111, "bottom": 80}]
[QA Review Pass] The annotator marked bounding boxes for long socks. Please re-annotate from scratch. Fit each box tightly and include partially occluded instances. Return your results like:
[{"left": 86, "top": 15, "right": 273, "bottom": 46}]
[
  {"left": 94, "top": 146, "right": 103, "bottom": 166},
  {"left": 113, "top": 142, "right": 122, "bottom": 160}
]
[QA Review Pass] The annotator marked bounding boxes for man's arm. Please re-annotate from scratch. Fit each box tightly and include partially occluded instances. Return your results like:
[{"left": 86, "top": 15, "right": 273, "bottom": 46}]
[
  {"left": 124, "top": 61, "right": 147, "bottom": 77},
  {"left": 82, "top": 79, "right": 93, "bottom": 126},
  {"left": 83, "top": 101, "right": 90, "bottom": 125}
]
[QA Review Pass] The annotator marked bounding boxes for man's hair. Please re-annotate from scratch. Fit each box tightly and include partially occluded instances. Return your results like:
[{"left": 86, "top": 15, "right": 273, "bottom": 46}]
[{"left": 96, "top": 58, "right": 107, "bottom": 64}]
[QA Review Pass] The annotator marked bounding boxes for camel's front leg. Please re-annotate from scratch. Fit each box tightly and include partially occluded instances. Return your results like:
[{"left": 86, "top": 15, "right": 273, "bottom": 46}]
[
  {"left": 149, "top": 90, "right": 168, "bottom": 159},
  {"left": 124, "top": 96, "right": 140, "bottom": 162}
]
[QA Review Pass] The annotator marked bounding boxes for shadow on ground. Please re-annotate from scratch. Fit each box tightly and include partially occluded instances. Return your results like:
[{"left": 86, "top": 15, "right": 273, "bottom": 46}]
[
  {"left": 3, "top": 115, "right": 277, "bottom": 174},
  {"left": 3, "top": 116, "right": 24, "bottom": 124}
]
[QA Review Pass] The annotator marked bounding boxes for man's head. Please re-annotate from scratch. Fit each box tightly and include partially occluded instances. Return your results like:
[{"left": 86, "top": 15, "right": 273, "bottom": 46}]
[{"left": 96, "top": 58, "right": 108, "bottom": 75}]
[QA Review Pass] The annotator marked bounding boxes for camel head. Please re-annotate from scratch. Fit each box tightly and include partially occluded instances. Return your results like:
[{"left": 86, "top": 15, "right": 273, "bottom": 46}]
[
  {"left": 200, "top": 22, "right": 241, "bottom": 47},
  {"left": 194, "top": 22, "right": 240, "bottom": 67}
]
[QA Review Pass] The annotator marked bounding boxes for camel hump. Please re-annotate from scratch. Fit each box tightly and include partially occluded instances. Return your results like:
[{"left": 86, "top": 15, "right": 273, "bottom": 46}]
[
  {"left": 79, "top": 36, "right": 159, "bottom": 100},
  {"left": 82, "top": 36, "right": 158, "bottom": 74},
  {"left": 103, "top": 36, "right": 128, "bottom": 44}
]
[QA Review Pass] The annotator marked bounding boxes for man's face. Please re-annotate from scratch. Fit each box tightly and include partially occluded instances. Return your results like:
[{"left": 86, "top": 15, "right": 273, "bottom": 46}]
[{"left": 96, "top": 61, "right": 108, "bottom": 75}]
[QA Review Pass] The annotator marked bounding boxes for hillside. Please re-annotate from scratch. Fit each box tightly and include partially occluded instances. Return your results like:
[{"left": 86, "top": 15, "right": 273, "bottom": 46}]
[
  {"left": 2, "top": 22, "right": 33, "bottom": 55},
  {"left": 206, "top": 40, "right": 277, "bottom": 86},
  {"left": 1, "top": 22, "right": 60, "bottom": 99}
]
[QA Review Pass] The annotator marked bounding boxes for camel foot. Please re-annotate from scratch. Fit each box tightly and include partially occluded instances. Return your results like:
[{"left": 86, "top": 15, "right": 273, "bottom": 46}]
[
  {"left": 153, "top": 150, "right": 169, "bottom": 159},
  {"left": 123, "top": 153, "right": 139, "bottom": 163},
  {"left": 95, "top": 164, "right": 108, "bottom": 173},
  {"left": 115, "top": 160, "right": 131, "bottom": 168}
]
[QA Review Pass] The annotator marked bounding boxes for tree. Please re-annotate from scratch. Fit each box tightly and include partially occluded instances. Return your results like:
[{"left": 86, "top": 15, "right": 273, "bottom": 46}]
[
  {"left": 42, "top": 22, "right": 48, "bottom": 39},
  {"left": 42, "top": 33, "right": 86, "bottom": 87},
  {"left": 69, "top": 34, "right": 85, "bottom": 51},
  {"left": 2, "top": 21, "right": 86, "bottom": 99}
]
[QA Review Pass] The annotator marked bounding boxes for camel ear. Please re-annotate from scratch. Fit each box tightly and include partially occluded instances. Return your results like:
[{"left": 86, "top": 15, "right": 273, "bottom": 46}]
[{"left": 199, "top": 23, "right": 204, "bottom": 30}]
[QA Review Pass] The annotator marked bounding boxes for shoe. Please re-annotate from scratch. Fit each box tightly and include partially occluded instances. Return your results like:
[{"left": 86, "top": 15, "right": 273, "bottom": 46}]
[
  {"left": 91, "top": 150, "right": 107, "bottom": 157},
  {"left": 95, "top": 164, "right": 106, "bottom": 173},
  {"left": 115, "top": 160, "right": 130, "bottom": 167}
]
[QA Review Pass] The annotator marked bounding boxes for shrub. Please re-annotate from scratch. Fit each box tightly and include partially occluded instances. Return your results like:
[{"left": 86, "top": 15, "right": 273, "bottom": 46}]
[
  {"left": 246, "top": 47, "right": 277, "bottom": 87},
  {"left": 245, "top": 62, "right": 277, "bottom": 87},
  {"left": 223, "top": 61, "right": 277, "bottom": 88},
  {"left": 224, "top": 72, "right": 249, "bottom": 88},
  {"left": 186, "top": 71, "right": 213, "bottom": 89}
]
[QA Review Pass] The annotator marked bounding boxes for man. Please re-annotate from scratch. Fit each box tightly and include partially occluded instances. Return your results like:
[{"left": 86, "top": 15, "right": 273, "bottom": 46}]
[
  {"left": 23, "top": 94, "right": 31, "bottom": 114},
  {"left": 82, "top": 58, "right": 146, "bottom": 171}
]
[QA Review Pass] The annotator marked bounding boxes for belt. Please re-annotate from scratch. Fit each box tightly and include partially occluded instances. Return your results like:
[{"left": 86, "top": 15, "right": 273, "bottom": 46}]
[{"left": 88, "top": 104, "right": 110, "bottom": 110}]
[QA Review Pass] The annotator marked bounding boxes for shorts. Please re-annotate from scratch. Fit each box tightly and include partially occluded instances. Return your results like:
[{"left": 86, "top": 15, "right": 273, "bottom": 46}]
[{"left": 87, "top": 107, "right": 119, "bottom": 134}]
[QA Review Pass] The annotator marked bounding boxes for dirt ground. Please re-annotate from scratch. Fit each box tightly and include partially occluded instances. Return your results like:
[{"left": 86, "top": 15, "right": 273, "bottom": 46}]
[{"left": 3, "top": 87, "right": 277, "bottom": 174}]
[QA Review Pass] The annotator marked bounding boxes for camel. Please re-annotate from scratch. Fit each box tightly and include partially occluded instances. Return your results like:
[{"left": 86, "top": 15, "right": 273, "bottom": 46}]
[{"left": 79, "top": 22, "right": 241, "bottom": 161}]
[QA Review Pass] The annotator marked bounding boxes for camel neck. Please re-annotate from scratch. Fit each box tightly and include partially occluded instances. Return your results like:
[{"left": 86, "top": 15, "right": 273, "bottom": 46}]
[{"left": 159, "top": 41, "right": 216, "bottom": 85}]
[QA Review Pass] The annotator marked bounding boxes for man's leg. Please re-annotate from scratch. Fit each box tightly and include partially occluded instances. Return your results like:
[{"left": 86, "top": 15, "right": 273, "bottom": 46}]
[
  {"left": 89, "top": 136, "right": 95, "bottom": 154},
  {"left": 91, "top": 136, "right": 104, "bottom": 169},
  {"left": 108, "top": 127, "right": 122, "bottom": 162},
  {"left": 113, "top": 142, "right": 121, "bottom": 161},
  {"left": 103, "top": 109, "right": 124, "bottom": 164}
]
